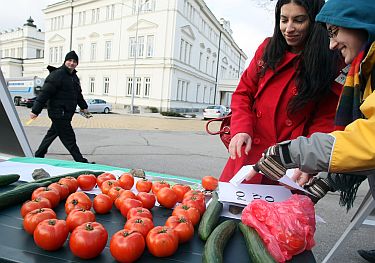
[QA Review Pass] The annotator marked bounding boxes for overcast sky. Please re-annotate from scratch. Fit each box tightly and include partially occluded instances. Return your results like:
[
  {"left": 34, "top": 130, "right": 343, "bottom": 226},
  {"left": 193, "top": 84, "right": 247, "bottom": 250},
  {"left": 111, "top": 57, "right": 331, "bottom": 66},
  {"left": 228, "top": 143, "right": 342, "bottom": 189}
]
[{"left": 0, "top": 0, "right": 276, "bottom": 62}]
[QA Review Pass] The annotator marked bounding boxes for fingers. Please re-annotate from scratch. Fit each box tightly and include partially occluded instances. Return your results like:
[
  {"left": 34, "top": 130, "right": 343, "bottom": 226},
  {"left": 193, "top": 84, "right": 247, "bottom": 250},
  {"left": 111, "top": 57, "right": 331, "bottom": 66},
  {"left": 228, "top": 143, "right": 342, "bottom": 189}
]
[
  {"left": 229, "top": 133, "right": 251, "bottom": 160},
  {"left": 244, "top": 166, "right": 257, "bottom": 181},
  {"left": 291, "top": 169, "right": 313, "bottom": 186}
]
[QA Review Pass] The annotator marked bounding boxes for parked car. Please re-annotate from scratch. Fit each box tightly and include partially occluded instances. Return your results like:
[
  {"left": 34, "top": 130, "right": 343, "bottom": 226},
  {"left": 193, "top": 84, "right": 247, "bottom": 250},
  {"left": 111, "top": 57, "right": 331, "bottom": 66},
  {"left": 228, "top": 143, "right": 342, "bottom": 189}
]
[
  {"left": 203, "top": 105, "right": 228, "bottom": 120},
  {"left": 76, "top": 99, "right": 112, "bottom": 114},
  {"left": 19, "top": 97, "right": 36, "bottom": 108}
]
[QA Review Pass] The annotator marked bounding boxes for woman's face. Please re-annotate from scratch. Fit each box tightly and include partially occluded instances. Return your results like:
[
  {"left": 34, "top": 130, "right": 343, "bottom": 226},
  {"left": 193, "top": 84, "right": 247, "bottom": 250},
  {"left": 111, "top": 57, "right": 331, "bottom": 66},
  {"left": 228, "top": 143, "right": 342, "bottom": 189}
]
[
  {"left": 327, "top": 24, "right": 368, "bottom": 64},
  {"left": 280, "top": 2, "right": 310, "bottom": 53}
]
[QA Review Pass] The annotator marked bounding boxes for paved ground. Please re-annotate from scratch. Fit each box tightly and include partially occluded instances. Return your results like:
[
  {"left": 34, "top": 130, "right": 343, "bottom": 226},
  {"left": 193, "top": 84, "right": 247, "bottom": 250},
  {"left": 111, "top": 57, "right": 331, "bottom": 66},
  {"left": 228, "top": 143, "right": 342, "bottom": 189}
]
[{"left": 15, "top": 106, "right": 375, "bottom": 263}]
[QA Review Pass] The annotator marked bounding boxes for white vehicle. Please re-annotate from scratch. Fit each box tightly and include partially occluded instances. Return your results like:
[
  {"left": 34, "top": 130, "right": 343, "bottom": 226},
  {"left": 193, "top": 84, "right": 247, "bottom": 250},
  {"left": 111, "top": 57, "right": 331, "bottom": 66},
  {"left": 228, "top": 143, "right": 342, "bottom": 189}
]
[
  {"left": 76, "top": 99, "right": 112, "bottom": 114},
  {"left": 203, "top": 105, "right": 229, "bottom": 119},
  {"left": 6, "top": 76, "right": 44, "bottom": 106}
]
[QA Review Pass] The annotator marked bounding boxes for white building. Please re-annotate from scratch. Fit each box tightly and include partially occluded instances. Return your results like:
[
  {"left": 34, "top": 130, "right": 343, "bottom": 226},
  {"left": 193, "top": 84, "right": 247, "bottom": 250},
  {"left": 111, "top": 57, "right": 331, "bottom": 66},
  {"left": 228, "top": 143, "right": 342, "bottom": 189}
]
[
  {"left": 0, "top": 17, "right": 45, "bottom": 78},
  {"left": 2, "top": 0, "right": 247, "bottom": 112}
]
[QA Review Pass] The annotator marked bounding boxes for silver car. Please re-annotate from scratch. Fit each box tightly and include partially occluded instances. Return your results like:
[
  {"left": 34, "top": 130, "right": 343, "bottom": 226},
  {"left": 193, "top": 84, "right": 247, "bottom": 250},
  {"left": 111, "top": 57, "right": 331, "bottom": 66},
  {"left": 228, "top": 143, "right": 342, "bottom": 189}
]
[
  {"left": 77, "top": 99, "right": 112, "bottom": 114},
  {"left": 203, "top": 105, "right": 228, "bottom": 119}
]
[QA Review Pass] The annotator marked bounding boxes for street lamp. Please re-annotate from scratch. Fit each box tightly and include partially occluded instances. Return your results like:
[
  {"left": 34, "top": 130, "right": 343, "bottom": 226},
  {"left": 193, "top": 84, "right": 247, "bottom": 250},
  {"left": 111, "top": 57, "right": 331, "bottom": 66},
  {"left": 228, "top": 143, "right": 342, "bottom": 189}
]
[{"left": 130, "top": 0, "right": 149, "bottom": 114}]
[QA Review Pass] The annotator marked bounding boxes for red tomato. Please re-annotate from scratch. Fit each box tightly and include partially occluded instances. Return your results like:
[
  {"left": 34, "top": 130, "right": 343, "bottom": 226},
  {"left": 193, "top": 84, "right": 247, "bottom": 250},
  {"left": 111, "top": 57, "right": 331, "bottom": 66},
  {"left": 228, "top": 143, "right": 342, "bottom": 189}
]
[
  {"left": 48, "top": 182, "right": 70, "bottom": 200},
  {"left": 31, "top": 187, "right": 60, "bottom": 208},
  {"left": 120, "top": 198, "right": 143, "bottom": 218},
  {"left": 33, "top": 219, "right": 69, "bottom": 251},
  {"left": 201, "top": 176, "right": 219, "bottom": 191},
  {"left": 156, "top": 187, "right": 178, "bottom": 209},
  {"left": 110, "top": 230, "right": 145, "bottom": 263},
  {"left": 77, "top": 174, "right": 97, "bottom": 191},
  {"left": 100, "top": 179, "right": 119, "bottom": 195},
  {"left": 69, "top": 222, "right": 108, "bottom": 259},
  {"left": 136, "top": 178, "right": 153, "bottom": 193},
  {"left": 58, "top": 177, "right": 79, "bottom": 193},
  {"left": 183, "top": 189, "right": 205, "bottom": 200},
  {"left": 151, "top": 181, "right": 170, "bottom": 194},
  {"left": 182, "top": 196, "right": 206, "bottom": 215},
  {"left": 114, "top": 190, "right": 137, "bottom": 210},
  {"left": 127, "top": 207, "right": 153, "bottom": 221},
  {"left": 65, "top": 192, "right": 92, "bottom": 214},
  {"left": 107, "top": 186, "right": 125, "bottom": 201},
  {"left": 93, "top": 193, "right": 113, "bottom": 214},
  {"left": 165, "top": 215, "right": 194, "bottom": 243},
  {"left": 124, "top": 216, "right": 154, "bottom": 238},
  {"left": 20, "top": 197, "right": 52, "bottom": 218},
  {"left": 172, "top": 204, "right": 201, "bottom": 226},
  {"left": 96, "top": 172, "right": 116, "bottom": 188},
  {"left": 136, "top": 192, "right": 156, "bottom": 210},
  {"left": 23, "top": 208, "right": 57, "bottom": 235},
  {"left": 146, "top": 226, "right": 179, "bottom": 257},
  {"left": 66, "top": 208, "right": 96, "bottom": 232},
  {"left": 118, "top": 173, "right": 134, "bottom": 190},
  {"left": 172, "top": 184, "right": 191, "bottom": 203}
]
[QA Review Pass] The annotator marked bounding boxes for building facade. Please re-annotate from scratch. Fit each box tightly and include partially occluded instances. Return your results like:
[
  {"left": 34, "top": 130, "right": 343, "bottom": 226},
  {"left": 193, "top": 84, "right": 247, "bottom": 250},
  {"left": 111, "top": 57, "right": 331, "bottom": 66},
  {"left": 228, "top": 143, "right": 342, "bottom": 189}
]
[
  {"left": 1, "top": 0, "right": 247, "bottom": 112},
  {"left": 0, "top": 17, "right": 45, "bottom": 78}
]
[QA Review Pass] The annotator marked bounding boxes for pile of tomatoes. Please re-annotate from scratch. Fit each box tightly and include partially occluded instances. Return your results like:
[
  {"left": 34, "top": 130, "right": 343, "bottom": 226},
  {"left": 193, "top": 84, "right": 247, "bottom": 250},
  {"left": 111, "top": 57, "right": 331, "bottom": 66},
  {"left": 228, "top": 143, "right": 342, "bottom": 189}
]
[{"left": 20, "top": 172, "right": 219, "bottom": 262}]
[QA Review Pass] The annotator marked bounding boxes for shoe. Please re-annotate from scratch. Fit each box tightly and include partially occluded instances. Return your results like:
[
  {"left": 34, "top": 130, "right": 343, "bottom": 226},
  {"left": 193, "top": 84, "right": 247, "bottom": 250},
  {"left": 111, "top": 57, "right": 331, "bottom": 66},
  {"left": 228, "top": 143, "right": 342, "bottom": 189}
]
[
  {"left": 358, "top": 249, "right": 375, "bottom": 262},
  {"left": 89, "top": 162, "right": 96, "bottom": 164}
]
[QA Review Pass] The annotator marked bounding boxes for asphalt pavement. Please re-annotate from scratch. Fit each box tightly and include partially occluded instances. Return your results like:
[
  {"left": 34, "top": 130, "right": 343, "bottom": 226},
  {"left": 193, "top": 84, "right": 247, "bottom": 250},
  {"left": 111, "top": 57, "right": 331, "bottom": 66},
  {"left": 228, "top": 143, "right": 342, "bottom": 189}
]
[{"left": 15, "top": 106, "right": 375, "bottom": 263}]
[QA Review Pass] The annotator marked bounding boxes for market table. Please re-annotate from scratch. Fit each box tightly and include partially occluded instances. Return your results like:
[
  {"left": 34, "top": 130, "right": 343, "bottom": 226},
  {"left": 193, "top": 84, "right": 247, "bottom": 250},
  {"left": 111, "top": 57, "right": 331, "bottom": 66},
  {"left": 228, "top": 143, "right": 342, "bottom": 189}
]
[{"left": 0, "top": 158, "right": 316, "bottom": 262}]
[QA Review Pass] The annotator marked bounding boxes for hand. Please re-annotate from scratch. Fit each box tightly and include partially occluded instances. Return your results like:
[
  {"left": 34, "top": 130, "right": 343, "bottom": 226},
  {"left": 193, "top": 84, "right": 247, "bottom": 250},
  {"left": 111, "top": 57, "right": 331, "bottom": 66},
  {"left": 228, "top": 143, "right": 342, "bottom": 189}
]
[
  {"left": 250, "top": 144, "right": 287, "bottom": 181},
  {"left": 229, "top": 133, "right": 252, "bottom": 159},
  {"left": 81, "top": 108, "right": 89, "bottom": 114},
  {"left": 30, "top": 112, "right": 38, "bottom": 119},
  {"left": 291, "top": 169, "right": 313, "bottom": 186}
]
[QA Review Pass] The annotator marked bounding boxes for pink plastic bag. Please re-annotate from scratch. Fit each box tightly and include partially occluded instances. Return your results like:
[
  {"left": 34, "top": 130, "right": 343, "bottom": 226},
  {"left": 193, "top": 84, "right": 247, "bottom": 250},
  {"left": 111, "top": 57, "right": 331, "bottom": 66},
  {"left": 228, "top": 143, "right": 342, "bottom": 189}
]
[{"left": 241, "top": 194, "right": 316, "bottom": 262}]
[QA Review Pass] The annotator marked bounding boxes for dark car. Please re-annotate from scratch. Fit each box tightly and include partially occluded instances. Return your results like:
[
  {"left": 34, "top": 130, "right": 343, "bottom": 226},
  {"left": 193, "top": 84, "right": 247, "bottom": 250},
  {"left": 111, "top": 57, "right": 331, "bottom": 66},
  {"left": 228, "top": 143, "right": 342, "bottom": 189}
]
[{"left": 19, "top": 97, "right": 36, "bottom": 108}]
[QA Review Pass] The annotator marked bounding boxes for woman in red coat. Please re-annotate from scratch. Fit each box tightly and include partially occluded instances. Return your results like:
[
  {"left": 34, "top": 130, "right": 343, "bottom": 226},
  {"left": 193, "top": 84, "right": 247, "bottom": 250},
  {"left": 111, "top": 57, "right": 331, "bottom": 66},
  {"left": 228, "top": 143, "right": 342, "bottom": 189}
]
[{"left": 220, "top": 0, "right": 343, "bottom": 184}]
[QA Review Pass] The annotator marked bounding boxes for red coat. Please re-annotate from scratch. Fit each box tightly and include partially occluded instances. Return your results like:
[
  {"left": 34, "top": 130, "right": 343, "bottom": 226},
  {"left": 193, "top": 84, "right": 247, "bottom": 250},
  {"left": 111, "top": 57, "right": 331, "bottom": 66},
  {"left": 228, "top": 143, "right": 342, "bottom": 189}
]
[{"left": 220, "top": 39, "right": 342, "bottom": 184}]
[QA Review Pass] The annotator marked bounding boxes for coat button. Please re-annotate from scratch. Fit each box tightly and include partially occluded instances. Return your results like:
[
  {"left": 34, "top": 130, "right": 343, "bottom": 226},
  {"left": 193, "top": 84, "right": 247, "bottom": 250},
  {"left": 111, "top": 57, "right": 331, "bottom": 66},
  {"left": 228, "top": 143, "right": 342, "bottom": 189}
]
[
  {"left": 253, "top": 138, "right": 261, "bottom": 144},
  {"left": 285, "top": 119, "right": 293, "bottom": 126},
  {"left": 256, "top": 111, "right": 262, "bottom": 118},
  {"left": 292, "top": 87, "right": 298, "bottom": 95}
]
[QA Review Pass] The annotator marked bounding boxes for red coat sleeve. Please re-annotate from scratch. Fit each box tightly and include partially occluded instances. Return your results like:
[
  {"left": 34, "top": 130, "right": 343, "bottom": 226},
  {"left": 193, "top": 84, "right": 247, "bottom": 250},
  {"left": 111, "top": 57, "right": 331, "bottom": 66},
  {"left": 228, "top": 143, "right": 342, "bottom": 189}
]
[{"left": 230, "top": 39, "right": 269, "bottom": 138}]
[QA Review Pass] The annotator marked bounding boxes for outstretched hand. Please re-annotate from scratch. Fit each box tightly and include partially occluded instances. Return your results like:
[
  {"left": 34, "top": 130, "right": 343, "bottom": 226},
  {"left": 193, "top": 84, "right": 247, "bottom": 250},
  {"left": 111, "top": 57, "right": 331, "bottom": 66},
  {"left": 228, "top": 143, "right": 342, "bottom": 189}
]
[{"left": 229, "top": 133, "right": 252, "bottom": 159}]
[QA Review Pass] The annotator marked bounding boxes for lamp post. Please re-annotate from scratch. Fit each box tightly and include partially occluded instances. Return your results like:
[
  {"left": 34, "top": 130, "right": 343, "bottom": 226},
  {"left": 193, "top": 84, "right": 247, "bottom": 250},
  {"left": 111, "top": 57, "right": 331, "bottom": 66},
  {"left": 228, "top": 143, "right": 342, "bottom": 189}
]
[{"left": 130, "top": 0, "right": 149, "bottom": 114}]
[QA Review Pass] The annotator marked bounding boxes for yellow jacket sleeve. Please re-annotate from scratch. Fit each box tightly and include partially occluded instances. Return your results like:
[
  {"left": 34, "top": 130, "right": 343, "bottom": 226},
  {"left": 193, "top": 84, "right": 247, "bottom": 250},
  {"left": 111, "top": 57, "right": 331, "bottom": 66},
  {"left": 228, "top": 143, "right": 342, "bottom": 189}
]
[{"left": 330, "top": 91, "right": 375, "bottom": 172}]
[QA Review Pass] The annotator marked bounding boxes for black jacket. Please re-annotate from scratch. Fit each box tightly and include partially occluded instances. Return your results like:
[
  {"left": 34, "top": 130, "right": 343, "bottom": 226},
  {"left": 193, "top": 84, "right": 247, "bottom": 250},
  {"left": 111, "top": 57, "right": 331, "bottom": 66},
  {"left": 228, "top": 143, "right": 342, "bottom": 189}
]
[{"left": 32, "top": 65, "right": 87, "bottom": 120}]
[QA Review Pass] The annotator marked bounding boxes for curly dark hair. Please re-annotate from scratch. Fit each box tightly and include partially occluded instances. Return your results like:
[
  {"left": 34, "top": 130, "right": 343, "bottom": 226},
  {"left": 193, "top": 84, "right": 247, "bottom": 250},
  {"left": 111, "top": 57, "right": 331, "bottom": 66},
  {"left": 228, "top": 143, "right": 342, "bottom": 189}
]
[{"left": 262, "top": 0, "right": 341, "bottom": 113}]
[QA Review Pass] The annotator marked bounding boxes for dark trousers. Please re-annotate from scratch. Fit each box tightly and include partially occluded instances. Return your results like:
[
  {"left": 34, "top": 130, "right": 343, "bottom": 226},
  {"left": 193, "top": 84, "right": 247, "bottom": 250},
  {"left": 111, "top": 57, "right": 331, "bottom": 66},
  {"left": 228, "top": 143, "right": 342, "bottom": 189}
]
[{"left": 35, "top": 118, "right": 88, "bottom": 163}]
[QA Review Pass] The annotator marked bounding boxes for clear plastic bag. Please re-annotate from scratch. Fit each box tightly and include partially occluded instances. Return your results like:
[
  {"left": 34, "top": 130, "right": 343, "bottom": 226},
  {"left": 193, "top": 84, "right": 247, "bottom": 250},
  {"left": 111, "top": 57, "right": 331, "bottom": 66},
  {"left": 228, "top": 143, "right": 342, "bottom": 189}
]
[{"left": 241, "top": 194, "right": 316, "bottom": 262}]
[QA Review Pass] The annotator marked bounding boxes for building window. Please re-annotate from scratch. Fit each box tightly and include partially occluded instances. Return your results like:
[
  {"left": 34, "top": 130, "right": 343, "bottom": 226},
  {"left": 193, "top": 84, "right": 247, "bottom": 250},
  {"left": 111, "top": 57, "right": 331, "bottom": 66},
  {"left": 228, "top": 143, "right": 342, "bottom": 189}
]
[
  {"left": 104, "top": 77, "right": 110, "bottom": 94},
  {"left": 36, "top": 49, "right": 41, "bottom": 58},
  {"left": 138, "top": 36, "right": 144, "bottom": 57},
  {"left": 78, "top": 11, "right": 86, "bottom": 26},
  {"left": 146, "top": 35, "right": 154, "bottom": 57},
  {"left": 209, "top": 87, "right": 214, "bottom": 103},
  {"left": 90, "top": 43, "right": 97, "bottom": 61},
  {"left": 89, "top": 77, "right": 95, "bottom": 93},
  {"left": 196, "top": 84, "right": 200, "bottom": 102},
  {"left": 127, "top": 77, "right": 133, "bottom": 96},
  {"left": 135, "top": 77, "right": 141, "bottom": 96},
  {"left": 179, "top": 39, "right": 192, "bottom": 64},
  {"left": 49, "top": 48, "right": 53, "bottom": 63},
  {"left": 105, "top": 41, "right": 112, "bottom": 60},
  {"left": 91, "top": 8, "right": 100, "bottom": 23},
  {"left": 77, "top": 44, "right": 83, "bottom": 59},
  {"left": 54, "top": 47, "right": 58, "bottom": 63},
  {"left": 129, "top": 37, "right": 136, "bottom": 58},
  {"left": 59, "top": 47, "right": 63, "bottom": 63},
  {"left": 203, "top": 86, "right": 207, "bottom": 103},
  {"left": 106, "top": 4, "right": 115, "bottom": 20},
  {"left": 199, "top": 52, "right": 203, "bottom": 71},
  {"left": 144, "top": 77, "right": 151, "bottom": 97}
]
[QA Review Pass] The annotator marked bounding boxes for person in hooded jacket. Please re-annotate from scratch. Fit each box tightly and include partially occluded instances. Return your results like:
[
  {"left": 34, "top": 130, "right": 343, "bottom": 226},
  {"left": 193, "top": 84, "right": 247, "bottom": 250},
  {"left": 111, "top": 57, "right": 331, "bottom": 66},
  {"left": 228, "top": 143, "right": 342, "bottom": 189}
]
[
  {"left": 30, "top": 51, "right": 93, "bottom": 163},
  {"left": 244, "top": 0, "right": 375, "bottom": 261},
  {"left": 220, "top": 0, "right": 343, "bottom": 185}
]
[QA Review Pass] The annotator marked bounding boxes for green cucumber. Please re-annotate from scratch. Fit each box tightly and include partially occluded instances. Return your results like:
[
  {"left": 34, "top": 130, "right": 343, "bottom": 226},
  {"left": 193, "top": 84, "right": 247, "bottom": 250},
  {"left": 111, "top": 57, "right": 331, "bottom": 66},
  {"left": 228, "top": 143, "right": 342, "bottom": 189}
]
[
  {"left": 0, "top": 174, "right": 20, "bottom": 187},
  {"left": 0, "top": 170, "right": 103, "bottom": 210},
  {"left": 238, "top": 222, "right": 276, "bottom": 263},
  {"left": 198, "top": 191, "right": 223, "bottom": 240},
  {"left": 202, "top": 220, "right": 237, "bottom": 263}
]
